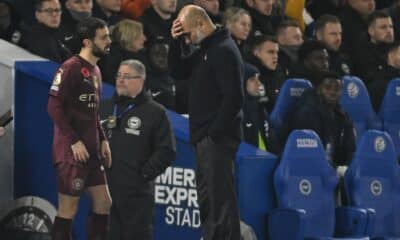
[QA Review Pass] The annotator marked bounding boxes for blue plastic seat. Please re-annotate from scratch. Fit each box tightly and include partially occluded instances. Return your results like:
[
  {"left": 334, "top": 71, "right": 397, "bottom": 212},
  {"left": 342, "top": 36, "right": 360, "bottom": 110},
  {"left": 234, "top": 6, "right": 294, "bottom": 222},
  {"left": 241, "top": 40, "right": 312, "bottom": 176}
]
[
  {"left": 270, "top": 79, "right": 313, "bottom": 138},
  {"left": 344, "top": 130, "right": 400, "bottom": 239},
  {"left": 378, "top": 78, "right": 400, "bottom": 158},
  {"left": 269, "top": 130, "right": 372, "bottom": 240},
  {"left": 340, "top": 76, "right": 381, "bottom": 141}
]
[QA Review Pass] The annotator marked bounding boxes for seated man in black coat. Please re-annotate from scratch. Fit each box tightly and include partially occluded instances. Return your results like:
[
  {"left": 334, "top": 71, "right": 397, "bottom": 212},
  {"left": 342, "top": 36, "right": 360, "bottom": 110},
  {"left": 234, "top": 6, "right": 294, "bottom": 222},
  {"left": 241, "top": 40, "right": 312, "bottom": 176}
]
[
  {"left": 315, "top": 14, "right": 353, "bottom": 76},
  {"left": 338, "top": 0, "right": 375, "bottom": 60},
  {"left": 21, "top": 0, "right": 71, "bottom": 63},
  {"left": 276, "top": 20, "right": 304, "bottom": 76},
  {"left": 368, "top": 41, "right": 400, "bottom": 112},
  {"left": 282, "top": 72, "right": 356, "bottom": 167},
  {"left": 59, "top": 0, "right": 93, "bottom": 54},
  {"left": 352, "top": 10, "right": 394, "bottom": 85},
  {"left": 290, "top": 40, "right": 330, "bottom": 86},
  {"left": 247, "top": 34, "right": 287, "bottom": 113},
  {"left": 241, "top": 0, "right": 281, "bottom": 38},
  {"left": 387, "top": 0, "right": 400, "bottom": 40},
  {"left": 146, "top": 40, "right": 176, "bottom": 110},
  {"left": 140, "top": 0, "right": 177, "bottom": 109},
  {"left": 242, "top": 64, "right": 266, "bottom": 149},
  {"left": 0, "top": 0, "right": 23, "bottom": 45}
]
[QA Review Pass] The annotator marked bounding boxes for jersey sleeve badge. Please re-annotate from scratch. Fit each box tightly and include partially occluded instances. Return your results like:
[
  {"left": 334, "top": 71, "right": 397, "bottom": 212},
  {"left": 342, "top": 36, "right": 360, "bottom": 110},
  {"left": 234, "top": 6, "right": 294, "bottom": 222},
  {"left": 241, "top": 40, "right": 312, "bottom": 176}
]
[{"left": 50, "top": 68, "right": 63, "bottom": 91}]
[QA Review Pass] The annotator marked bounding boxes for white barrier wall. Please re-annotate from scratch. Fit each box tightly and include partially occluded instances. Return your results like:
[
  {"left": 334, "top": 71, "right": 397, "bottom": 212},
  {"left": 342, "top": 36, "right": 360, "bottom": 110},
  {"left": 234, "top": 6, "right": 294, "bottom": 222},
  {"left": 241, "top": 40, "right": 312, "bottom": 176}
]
[{"left": 0, "top": 39, "right": 44, "bottom": 203}]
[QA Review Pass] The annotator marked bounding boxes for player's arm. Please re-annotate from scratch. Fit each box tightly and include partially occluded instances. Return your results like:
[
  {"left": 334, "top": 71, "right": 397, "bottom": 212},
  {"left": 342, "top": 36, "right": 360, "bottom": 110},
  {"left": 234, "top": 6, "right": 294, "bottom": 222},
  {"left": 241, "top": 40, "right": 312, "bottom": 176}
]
[
  {"left": 47, "top": 97, "right": 89, "bottom": 162},
  {"left": 47, "top": 96, "right": 79, "bottom": 143},
  {"left": 47, "top": 66, "right": 89, "bottom": 162}
]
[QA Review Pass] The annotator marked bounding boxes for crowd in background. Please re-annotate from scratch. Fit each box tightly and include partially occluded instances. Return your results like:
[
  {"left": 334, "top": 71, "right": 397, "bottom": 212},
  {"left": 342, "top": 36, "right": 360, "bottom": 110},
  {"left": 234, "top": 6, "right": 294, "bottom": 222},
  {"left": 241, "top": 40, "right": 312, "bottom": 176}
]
[{"left": 1, "top": 0, "right": 399, "bottom": 166}]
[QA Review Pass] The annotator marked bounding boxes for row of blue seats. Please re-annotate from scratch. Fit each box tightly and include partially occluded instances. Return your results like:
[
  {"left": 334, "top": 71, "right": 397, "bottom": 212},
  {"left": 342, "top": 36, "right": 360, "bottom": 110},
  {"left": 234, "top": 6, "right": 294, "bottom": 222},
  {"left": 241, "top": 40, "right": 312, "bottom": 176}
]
[
  {"left": 269, "top": 76, "right": 400, "bottom": 157},
  {"left": 269, "top": 129, "right": 400, "bottom": 239}
]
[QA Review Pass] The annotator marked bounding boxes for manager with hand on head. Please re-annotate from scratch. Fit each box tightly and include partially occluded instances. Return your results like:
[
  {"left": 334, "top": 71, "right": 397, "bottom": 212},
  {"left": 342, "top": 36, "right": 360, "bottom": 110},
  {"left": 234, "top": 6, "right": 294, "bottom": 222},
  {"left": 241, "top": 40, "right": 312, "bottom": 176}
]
[{"left": 169, "top": 5, "right": 244, "bottom": 240}]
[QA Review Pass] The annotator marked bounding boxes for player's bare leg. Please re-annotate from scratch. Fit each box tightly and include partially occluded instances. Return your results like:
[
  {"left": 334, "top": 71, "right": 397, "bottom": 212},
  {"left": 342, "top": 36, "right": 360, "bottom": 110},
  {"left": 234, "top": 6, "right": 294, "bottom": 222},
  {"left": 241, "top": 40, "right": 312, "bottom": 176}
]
[
  {"left": 52, "top": 193, "right": 80, "bottom": 240},
  {"left": 87, "top": 184, "right": 112, "bottom": 240}
]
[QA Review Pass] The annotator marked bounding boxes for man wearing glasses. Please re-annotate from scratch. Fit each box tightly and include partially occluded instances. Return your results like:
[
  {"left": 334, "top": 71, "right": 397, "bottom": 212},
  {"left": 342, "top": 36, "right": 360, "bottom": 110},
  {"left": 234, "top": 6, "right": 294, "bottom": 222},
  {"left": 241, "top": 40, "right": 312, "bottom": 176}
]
[
  {"left": 100, "top": 59, "right": 176, "bottom": 240},
  {"left": 20, "top": 0, "right": 71, "bottom": 63}
]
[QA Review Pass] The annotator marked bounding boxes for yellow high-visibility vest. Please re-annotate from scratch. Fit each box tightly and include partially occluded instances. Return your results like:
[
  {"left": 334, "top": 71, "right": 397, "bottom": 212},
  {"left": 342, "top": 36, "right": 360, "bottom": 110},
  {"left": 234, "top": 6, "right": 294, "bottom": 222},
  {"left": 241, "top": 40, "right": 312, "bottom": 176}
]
[{"left": 285, "top": 0, "right": 306, "bottom": 31}]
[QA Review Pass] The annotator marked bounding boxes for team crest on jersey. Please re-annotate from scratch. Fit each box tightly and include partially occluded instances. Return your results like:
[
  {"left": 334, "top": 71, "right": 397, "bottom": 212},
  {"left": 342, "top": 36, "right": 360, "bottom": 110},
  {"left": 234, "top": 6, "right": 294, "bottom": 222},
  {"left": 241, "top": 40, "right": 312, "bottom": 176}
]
[{"left": 72, "top": 178, "right": 84, "bottom": 191}]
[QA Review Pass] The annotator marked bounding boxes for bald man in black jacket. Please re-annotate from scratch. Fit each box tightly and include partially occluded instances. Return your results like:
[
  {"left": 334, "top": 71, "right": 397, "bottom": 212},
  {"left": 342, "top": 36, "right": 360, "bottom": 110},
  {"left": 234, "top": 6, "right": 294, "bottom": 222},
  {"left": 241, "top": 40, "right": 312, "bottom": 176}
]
[{"left": 170, "top": 5, "right": 243, "bottom": 240}]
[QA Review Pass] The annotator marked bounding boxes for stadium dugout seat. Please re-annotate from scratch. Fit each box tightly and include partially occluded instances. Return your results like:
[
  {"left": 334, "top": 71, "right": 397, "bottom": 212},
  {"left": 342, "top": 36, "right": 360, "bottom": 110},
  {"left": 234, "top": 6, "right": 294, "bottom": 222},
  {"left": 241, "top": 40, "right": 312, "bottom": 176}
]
[
  {"left": 270, "top": 79, "right": 313, "bottom": 138},
  {"left": 344, "top": 130, "right": 400, "bottom": 239},
  {"left": 340, "top": 76, "right": 382, "bottom": 141},
  {"left": 269, "top": 130, "right": 372, "bottom": 240},
  {"left": 378, "top": 78, "right": 400, "bottom": 158}
]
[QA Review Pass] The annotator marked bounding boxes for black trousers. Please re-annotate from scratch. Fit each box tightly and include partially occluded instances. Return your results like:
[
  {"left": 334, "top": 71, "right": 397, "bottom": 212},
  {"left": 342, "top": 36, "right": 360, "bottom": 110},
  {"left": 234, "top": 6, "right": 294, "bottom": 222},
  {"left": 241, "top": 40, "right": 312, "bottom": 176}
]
[
  {"left": 195, "top": 136, "right": 241, "bottom": 240},
  {"left": 108, "top": 195, "right": 154, "bottom": 240}
]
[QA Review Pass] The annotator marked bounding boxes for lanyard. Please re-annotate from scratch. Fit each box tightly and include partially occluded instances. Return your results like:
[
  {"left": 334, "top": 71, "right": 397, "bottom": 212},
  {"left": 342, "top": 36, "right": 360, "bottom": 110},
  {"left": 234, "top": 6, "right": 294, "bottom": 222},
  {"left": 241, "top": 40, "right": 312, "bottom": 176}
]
[{"left": 113, "top": 104, "right": 134, "bottom": 119}]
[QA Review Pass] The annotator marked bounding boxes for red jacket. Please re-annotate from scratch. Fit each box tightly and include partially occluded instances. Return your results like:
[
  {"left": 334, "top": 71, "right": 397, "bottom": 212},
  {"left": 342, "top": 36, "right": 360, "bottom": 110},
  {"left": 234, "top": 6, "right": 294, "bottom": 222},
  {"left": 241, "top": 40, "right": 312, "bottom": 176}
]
[{"left": 121, "top": 0, "right": 151, "bottom": 19}]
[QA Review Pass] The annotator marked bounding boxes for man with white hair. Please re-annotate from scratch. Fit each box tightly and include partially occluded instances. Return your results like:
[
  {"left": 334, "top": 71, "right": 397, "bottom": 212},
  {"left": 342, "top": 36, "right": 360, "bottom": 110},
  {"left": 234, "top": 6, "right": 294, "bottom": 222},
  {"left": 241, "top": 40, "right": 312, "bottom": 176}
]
[{"left": 100, "top": 59, "right": 176, "bottom": 240}]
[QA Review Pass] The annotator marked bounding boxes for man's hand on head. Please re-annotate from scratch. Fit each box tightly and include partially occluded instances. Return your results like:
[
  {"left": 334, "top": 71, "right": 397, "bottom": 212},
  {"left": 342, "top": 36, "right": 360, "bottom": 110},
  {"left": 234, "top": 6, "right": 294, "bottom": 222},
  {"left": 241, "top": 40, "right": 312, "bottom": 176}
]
[{"left": 171, "top": 19, "right": 184, "bottom": 39}]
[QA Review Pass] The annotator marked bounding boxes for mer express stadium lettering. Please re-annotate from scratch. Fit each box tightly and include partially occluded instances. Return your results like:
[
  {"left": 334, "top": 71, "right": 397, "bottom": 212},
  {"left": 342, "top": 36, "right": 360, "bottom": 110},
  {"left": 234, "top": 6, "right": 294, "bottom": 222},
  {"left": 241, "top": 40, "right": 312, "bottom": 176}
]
[{"left": 155, "top": 167, "right": 201, "bottom": 228}]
